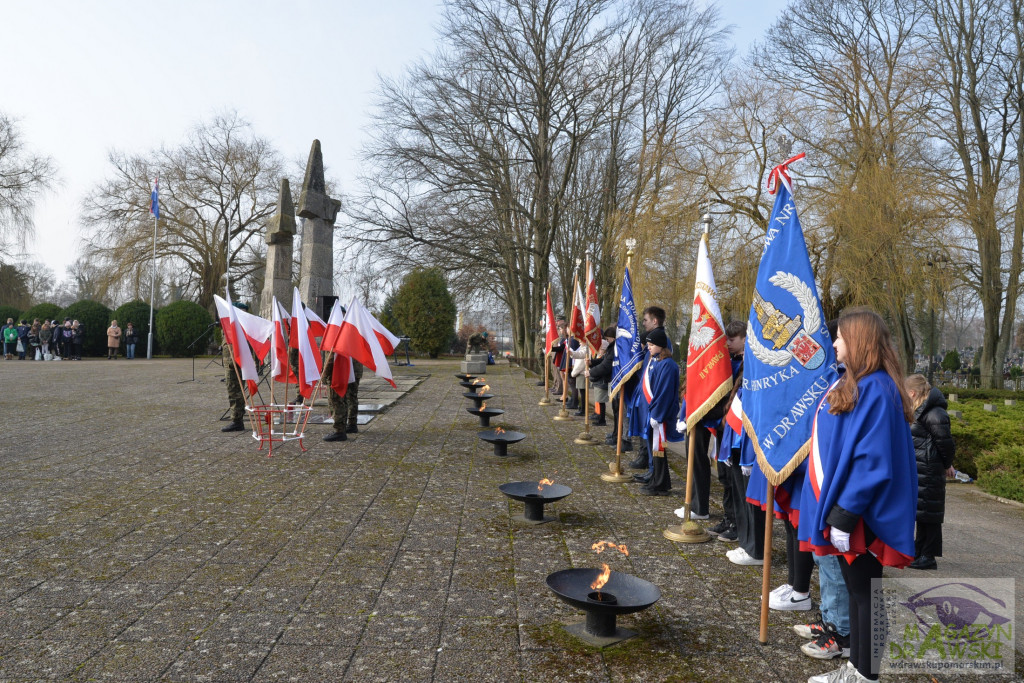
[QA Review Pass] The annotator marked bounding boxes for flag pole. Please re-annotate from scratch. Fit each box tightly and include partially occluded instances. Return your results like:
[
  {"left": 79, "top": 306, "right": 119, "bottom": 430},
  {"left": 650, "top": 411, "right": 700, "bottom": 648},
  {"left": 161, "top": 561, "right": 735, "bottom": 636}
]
[
  {"left": 554, "top": 267, "right": 581, "bottom": 422},
  {"left": 602, "top": 242, "right": 636, "bottom": 483},
  {"left": 147, "top": 176, "right": 158, "bottom": 359},
  {"left": 576, "top": 256, "right": 600, "bottom": 444},
  {"left": 758, "top": 482, "right": 776, "bottom": 644},
  {"left": 539, "top": 285, "right": 553, "bottom": 406}
]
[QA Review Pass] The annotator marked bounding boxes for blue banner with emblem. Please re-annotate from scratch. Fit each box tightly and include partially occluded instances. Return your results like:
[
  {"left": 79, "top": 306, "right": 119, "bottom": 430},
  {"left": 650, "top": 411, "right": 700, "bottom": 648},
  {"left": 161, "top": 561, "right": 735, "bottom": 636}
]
[
  {"left": 610, "top": 266, "right": 643, "bottom": 400},
  {"left": 742, "top": 160, "right": 838, "bottom": 485}
]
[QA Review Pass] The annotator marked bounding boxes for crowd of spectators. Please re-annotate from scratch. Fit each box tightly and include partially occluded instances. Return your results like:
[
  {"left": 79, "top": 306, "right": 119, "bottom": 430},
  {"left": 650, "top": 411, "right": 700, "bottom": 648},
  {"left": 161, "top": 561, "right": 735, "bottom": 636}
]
[{"left": 1, "top": 317, "right": 139, "bottom": 361}]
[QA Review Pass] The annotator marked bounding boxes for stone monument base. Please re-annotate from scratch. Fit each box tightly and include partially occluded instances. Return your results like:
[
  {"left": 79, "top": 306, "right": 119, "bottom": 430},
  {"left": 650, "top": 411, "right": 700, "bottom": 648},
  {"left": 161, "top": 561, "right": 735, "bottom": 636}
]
[
  {"left": 465, "top": 353, "right": 489, "bottom": 363},
  {"left": 461, "top": 361, "right": 486, "bottom": 374}
]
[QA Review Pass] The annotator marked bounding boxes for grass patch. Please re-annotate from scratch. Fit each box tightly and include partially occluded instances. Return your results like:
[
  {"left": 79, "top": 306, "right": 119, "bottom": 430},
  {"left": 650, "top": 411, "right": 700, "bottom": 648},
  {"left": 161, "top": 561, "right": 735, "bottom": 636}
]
[{"left": 975, "top": 444, "right": 1024, "bottom": 503}]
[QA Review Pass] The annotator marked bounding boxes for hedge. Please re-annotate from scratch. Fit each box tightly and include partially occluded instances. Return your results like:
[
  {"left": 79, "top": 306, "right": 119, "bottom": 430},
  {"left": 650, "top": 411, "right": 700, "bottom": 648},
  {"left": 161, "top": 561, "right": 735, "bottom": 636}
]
[
  {"left": 21, "top": 303, "right": 63, "bottom": 323},
  {"left": 61, "top": 300, "right": 113, "bottom": 357},
  {"left": 946, "top": 395, "right": 1024, "bottom": 501},
  {"left": 0, "top": 305, "right": 20, "bottom": 323},
  {"left": 975, "top": 445, "right": 1024, "bottom": 504},
  {"left": 155, "top": 301, "right": 212, "bottom": 357}
]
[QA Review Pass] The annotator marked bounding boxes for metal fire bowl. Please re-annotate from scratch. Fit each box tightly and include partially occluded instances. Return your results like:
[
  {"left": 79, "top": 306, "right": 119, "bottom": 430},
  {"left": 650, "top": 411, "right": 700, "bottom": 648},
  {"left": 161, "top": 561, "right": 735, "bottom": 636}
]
[
  {"left": 463, "top": 392, "right": 494, "bottom": 409},
  {"left": 459, "top": 380, "right": 482, "bottom": 389},
  {"left": 499, "top": 481, "right": 572, "bottom": 524},
  {"left": 455, "top": 373, "right": 478, "bottom": 381},
  {"left": 546, "top": 568, "right": 661, "bottom": 647},
  {"left": 467, "top": 407, "right": 505, "bottom": 427},
  {"left": 477, "top": 429, "right": 526, "bottom": 457}
]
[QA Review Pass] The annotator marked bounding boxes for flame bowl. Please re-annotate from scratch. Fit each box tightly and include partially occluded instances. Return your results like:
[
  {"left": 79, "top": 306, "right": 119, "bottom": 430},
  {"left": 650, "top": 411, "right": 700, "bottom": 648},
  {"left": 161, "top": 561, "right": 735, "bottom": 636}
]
[
  {"left": 455, "top": 373, "right": 478, "bottom": 381},
  {"left": 499, "top": 481, "right": 572, "bottom": 524},
  {"left": 459, "top": 380, "right": 482, "bottom": 389},
  {"left": 466, "top": 407, "right": 505, "bottom": 427},
  {"left": 463, "top": 392, "right": 494, "bottom": 409},
  {"left": 546, "top": 568, "right": 660, "bottom": 647},
  {"left": 477, "top": 429, "right": 525, "bottom": 457}
]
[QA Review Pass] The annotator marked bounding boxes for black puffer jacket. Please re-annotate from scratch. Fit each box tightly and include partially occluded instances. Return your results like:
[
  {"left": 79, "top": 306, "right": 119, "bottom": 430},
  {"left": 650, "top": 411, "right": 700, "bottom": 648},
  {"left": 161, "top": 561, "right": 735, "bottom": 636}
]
[
  {"left": 588, "top": 348, "right": 614, "bottom": 389},
  {"left": 911, "top": 387, "right": 955, "bottom": 523}
]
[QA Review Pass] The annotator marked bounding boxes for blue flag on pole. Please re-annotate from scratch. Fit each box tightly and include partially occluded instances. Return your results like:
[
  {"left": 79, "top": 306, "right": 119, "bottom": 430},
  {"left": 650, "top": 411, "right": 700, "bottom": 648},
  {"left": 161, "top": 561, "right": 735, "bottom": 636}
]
[
  {"left": 150, "top": 176, "right": 159, "bottom": 219},
  {"left": 742, "top": 155, "right": 838, "bottom": 486},
  {"left": 610, "top": 265, "right": 643, "bottom": 400}
]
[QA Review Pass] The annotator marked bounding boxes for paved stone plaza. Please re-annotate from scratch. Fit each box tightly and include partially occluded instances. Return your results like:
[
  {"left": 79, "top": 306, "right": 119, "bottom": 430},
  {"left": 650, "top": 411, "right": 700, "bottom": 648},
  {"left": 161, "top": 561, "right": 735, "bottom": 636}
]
[{"left": 0, "top": 358, "right": 1021, "bottom": 681}]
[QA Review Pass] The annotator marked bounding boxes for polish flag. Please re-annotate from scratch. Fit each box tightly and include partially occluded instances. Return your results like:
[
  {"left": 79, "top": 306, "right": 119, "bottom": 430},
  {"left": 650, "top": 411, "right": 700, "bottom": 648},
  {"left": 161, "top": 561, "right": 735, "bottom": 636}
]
[
  {"left": 304, "top": 305, "right": 327, "bottom": 339},
  {"left": 270, "top": 297, "right": 296, "bottom": 384},
  {"left": 213, "top": 294, "right": 260, "bottom": 396},
  {"left": 583, "top": 259, "right": 602, "bottom": 353},
  {"left": 234, "top": 306, "right": 273, "bottom": 361},
  {"left": 544, "top": 287, "right": 558, "bottom": 354},
  {"left": 291, "top": 288, "right": 322, "bottom": 398},
  {"left": 326, "top": 297, "right": 399, "bottom": 388},
  {"left": 322, "top": 299, "right": 354, "bottom": 397}
]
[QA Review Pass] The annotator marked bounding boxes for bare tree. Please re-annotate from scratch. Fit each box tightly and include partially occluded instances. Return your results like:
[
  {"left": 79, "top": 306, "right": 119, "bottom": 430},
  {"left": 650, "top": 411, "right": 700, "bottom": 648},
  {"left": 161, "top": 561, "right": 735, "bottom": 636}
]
[
  {"left": 0, "top": 113, "right": 57, "bottom": 259},
  {"left": 919, "top": 0, "right": 1023, "bottom": 386},
  {"left": 82, "top": 112, "right": 283, "bottom": 311}
]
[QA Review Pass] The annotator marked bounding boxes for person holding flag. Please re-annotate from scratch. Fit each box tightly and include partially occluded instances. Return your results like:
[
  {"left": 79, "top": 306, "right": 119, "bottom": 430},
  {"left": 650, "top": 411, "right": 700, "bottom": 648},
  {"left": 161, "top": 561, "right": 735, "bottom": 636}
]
[
  {"left": 639, "top": 327, "right": 683, "bottom": 495},
  {"left": 627, "top": 306, "right": 669, "bottom": 482},
  {"left": 609, "top": 262, "right": 643, "bottom": 453},
  {"left": 320, "top": 300, "right": 358, "bottom": 442}
]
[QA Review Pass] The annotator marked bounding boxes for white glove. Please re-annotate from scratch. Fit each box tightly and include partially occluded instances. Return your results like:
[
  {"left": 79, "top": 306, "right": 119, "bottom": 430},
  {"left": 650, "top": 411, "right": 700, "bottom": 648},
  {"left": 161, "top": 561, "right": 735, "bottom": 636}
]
[
  {"left": 649, "top": 417, "right": 658, "bottom": 428},
  {"left": 675, "top": 420, "right": 686, "bottom": 434},
  {"left": 830, "top": 528, "right": 851, "bottom": 553},
  {"left": 741, "top": 465, "right": 752, "bottom": 477}
]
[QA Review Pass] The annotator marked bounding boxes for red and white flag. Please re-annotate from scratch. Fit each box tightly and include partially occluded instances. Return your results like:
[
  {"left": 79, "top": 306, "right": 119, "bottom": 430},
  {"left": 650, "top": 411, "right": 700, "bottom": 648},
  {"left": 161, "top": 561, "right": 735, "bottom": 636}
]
[
  {"left": 325, "top": 297, "right": 399, "bottom": 388},
  {"left": 213, "top": 294, "right": 260, "bottom": 396},
  {"left": 291, "top": 288, "right": 322, "bottom": 398},
  {"left": 321, "top": 299, "right": 354, "bottom": 397},
  {"left": 304, "top": 305, "right": 327, "bottom": 339},
  {"left": 270, "top": 297, "right": 296, "bottom": 384},
  {"left": 234, "top": 306, "right": 273, "bottom": 362},
  {"left": 684, "top": 234, "right": 732, "bottom": 429},
  {"left": 544, "top": 287, "right": 558, "bottom": 354},
  {"left": 568, "top": 275, "right": 585, "bottom": 342},
  {"left": 583, "top": 259, "right": 602, "bottom": 353}
]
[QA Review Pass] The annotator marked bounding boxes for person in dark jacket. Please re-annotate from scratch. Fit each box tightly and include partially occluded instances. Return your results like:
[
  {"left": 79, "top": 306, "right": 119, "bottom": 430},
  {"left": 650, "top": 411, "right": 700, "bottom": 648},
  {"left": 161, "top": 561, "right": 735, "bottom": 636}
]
[
  {"left": 904, "top": 374, "right": 956, "bottom": 570},
  {"left": 586, "top": 327, "right": 616, "bottom": 427}
]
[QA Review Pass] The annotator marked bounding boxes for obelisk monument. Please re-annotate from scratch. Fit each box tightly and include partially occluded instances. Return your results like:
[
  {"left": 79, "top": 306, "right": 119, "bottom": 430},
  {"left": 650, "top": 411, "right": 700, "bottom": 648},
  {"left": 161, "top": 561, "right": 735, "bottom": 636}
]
[
  {"left": 261, "top": 178, "right": 296, "bottom": 317},
  {"left": 297, "top": 140, "right": 341, "bottom": 316}
]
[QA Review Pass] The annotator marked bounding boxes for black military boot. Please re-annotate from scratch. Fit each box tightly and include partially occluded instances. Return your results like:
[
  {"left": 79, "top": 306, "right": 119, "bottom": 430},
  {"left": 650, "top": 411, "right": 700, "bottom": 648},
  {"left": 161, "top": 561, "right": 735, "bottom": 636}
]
[
  {"left": 221, "top": 420, "right": 244, "bottom": 432},
  {"left": 346, "top": 424, "right": 358, "bottom": 434},
  {"left": 324, "top": 431, "right": 348, "bottom": 442}
]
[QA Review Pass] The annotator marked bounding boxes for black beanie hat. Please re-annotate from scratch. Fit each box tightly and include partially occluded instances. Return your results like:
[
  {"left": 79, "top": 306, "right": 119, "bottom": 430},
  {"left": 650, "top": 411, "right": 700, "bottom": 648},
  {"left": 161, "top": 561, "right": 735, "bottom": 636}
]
[{"left": 647, "top": 328, "right": 669, "bottom": 348}]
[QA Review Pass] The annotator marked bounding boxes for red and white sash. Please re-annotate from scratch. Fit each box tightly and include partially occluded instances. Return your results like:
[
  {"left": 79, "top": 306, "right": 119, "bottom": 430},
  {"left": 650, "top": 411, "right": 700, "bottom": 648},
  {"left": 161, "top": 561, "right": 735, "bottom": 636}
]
[{"left": 808, "top": 379, "right": 842, "bottom": 501}]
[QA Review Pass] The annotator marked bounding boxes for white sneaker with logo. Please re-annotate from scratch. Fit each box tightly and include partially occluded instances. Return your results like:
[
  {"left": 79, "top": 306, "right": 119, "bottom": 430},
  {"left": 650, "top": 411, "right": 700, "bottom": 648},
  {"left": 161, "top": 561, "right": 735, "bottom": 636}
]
[
  {"left": 770, "top": 589, "right": 812, "bottom": 611},
  {"left": 727, "top": 547, "right": 763, "bottom": 566}
]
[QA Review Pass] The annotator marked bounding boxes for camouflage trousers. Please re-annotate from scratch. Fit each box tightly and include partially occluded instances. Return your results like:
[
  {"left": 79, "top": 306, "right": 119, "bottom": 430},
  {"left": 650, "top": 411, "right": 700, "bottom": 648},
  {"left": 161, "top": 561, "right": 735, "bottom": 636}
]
[
  {"left": 326, "top": 356, "right": 363, "bottom": 431},
  {"left": 224, "top": 346, "right": 246, "bottom": 421}
]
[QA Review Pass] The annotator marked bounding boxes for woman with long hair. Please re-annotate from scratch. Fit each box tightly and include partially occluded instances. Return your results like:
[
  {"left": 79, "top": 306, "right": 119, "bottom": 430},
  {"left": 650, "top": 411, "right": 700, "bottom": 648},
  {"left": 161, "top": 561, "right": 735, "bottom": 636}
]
[{"left": 802, "top": 309, "right": 917, "bottom": 683}]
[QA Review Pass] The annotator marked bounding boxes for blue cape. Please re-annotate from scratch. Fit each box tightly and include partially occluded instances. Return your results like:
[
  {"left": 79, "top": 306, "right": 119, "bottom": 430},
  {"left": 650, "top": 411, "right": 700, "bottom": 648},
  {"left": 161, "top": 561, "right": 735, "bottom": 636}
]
[
  {"left": 798, "top": 370, "right": 917, "bottom": 562},
  {"left": 643, "top": 356, "right": 683, "bottom": 442}
]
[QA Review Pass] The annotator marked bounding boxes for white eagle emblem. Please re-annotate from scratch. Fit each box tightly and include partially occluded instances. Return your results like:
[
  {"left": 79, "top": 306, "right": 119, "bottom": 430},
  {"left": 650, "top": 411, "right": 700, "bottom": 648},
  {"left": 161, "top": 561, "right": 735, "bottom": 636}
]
[{"left": 689, "top": 303, "right": 715, "bottom": 350}]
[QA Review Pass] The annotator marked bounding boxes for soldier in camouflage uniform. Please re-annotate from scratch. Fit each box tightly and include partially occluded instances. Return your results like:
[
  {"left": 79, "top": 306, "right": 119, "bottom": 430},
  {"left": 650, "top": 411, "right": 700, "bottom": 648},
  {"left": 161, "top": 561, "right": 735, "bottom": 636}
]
[
  {"left": 342, "top": 360, "right": 363, "bottom": 433},
  {"left": 324, "top": 353, "right": 348, "bottom": 442},
  {"left": 221, "top": 342, "right": 247, "bottom": 432}
]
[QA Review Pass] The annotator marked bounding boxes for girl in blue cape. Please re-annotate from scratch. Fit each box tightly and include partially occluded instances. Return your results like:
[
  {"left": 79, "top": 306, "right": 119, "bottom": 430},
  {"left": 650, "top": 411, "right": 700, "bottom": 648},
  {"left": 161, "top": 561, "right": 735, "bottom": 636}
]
[
  {"left": 801, "top": 309, "right": 917, "bottom": 683},
  {"left": 640, "top": 327, "right": 683, "bottom": 494}
]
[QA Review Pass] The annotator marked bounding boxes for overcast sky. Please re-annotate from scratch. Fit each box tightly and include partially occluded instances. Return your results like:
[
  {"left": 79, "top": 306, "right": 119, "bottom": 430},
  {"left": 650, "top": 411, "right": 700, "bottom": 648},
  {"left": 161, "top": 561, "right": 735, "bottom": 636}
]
[{"left": 1, "top": 0, "right": 786, "bottom": 278}]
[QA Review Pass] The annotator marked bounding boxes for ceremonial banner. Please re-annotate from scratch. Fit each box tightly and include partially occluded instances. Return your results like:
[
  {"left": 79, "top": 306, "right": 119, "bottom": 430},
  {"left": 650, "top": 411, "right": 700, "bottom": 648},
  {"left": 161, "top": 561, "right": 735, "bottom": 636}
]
[
  {"left": 568, "top": 275, "right": 585, "bottom": 342},
  {"left": 544, "top": 287, "right": 558, "bottom": 354},
  {"left": 685, "top": 234, "right": 732, "bottom": 429},
  {"left": 609, "top": 266, "right": 642, "bottom": 399},
  {"left": 150, "top": 176, "right": 159, "bottom": 219},
  {"left": 742, "top": 155, "right": 838, "bottom": 485},
  {"left": 583, "top": 259, "right": 602, "bottom": 352}
]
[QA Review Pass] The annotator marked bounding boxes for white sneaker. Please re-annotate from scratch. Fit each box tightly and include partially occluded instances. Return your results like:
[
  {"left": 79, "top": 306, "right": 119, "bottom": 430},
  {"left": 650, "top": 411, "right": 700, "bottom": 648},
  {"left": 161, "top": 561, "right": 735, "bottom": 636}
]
[
  {"left": 771, "top": 590, "right": 813, "bottom": 611},
  {"left": 672, "top": 507, "right": 709, "bottom": 520},
  {"left": 808, "top": 661, "right": 855, "bottom": 683},
  {"left": 689, "top": 511, "right": 709, "bottom": 520},
  {"left": 727, "top": 547, "right": 763, "bottom": 566},
  {"left": 763, "top": 583, "right": 793, "bottom": 603}
]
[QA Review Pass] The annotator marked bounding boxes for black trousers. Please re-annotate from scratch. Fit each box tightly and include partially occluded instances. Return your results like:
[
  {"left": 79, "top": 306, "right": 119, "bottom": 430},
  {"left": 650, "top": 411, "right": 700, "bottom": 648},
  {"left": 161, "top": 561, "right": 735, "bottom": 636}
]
[
  {"left": 646, "top": 436, "right": 671, "bottom": 491},
  {"left": 915, "top": 521, "right": 942, "bottom": 558},
  {"left": 840, "top": 553, "right": 884, "bottom": 680},
  {"left": 730, "top": 467, "right": 765, "bottom": 559},
  {"left": 784, "top": 519, "right": 813, "bottom": 593},
  {"left": 718, "top": 460, "right": 735, "bottom": 525},
  {"left": 689, "top": 427, "right": 712, "bottom": 517}
]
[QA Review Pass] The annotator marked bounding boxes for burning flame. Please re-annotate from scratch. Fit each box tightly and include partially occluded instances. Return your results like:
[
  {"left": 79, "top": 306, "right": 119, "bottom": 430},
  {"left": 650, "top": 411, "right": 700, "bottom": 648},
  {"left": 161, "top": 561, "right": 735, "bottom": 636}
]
[
  {"left": 591, "top": 563, "right": 611, "bottom": 591},
  {"left": 473, "top": 378, "right": 485, "bottom": 385},
  {"left": 476, "top": 384, "right": 491, "bottom": 395},
  {"left": 592, "top": 540, "right": 629, "bottom": 556},
  {"left": 480, "top": 402, "right": 487, "bottom": 410},
  {"left": 537, "top": 478, "right": 554, "bottom": 491},
  {"left": 495, "top": 427, "right": 506, "bottom": 434}
]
